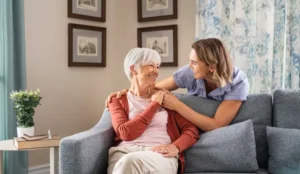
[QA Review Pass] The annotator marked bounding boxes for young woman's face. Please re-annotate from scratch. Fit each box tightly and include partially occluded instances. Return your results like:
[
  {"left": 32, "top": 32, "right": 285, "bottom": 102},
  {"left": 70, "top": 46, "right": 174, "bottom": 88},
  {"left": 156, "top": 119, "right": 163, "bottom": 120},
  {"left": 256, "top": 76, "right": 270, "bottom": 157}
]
[
  {"left": 189, "top": 49, "right": 211, "bottom": 79},
  {"left": 134, "top": 62, "right": 160, "bottom": 86}
]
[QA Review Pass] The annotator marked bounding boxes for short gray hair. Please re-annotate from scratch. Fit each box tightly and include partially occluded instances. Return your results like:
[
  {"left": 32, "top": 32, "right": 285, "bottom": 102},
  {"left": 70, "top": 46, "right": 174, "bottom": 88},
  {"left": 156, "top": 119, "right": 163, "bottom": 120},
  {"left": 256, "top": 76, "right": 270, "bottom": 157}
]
[{"left": 124, "top": 48, "right": 161, "bottom": 80}]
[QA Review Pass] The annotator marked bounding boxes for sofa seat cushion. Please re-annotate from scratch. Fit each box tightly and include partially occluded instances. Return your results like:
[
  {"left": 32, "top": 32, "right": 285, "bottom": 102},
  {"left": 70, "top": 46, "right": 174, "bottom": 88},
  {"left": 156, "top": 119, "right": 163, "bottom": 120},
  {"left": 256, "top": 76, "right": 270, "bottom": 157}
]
[
  {"left": 267, "top": 126, "right": 300, "bottom": 174},
  {"left": 184, "top": 120, "right": 258, "bottom": 173},
  {"left": 184, "top": 168, "right": 268, "bottom": 174}
]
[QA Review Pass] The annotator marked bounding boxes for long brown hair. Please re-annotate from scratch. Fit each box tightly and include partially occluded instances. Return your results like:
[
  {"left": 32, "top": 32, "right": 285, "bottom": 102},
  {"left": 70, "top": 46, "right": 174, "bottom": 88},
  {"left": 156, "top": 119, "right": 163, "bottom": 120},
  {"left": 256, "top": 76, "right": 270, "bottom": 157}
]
[{"left": 192, "top": 38, "right": 233, "bottom": 87}]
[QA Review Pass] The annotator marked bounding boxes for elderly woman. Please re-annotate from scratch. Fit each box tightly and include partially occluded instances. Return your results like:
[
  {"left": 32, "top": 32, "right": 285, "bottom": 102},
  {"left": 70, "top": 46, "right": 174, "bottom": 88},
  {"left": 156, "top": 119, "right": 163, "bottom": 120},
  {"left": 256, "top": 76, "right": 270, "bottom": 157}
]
[{"left": 107, "top": 48, "right": 199, "bottom": 174}]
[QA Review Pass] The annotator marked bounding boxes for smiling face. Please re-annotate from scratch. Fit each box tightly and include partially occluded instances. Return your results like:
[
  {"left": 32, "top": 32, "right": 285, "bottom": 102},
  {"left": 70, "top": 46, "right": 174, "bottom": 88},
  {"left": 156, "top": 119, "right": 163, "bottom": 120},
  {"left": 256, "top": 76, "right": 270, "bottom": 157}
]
[
  {"left": 189, "top": 49, "right": 213, "bottom": 79},
  {"left": 132, "top": 62, "right": 160, "bottom": 87},
  {"left": 190, "top": 38, "right": 234, "bottom": 87}
]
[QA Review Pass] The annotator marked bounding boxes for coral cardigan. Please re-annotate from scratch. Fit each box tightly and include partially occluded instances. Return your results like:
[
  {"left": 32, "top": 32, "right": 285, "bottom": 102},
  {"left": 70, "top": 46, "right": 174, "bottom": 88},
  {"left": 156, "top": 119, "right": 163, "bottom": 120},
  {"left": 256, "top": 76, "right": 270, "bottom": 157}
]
[{"left": 108, "top": 94, "right": 199, "bottom": 174}]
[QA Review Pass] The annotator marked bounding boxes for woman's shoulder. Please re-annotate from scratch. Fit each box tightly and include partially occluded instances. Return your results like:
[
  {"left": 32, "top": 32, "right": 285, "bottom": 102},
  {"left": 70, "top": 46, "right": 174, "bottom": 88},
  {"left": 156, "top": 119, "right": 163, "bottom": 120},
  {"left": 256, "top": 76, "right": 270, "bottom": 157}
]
[
  {"left": 174, "top": 65, "right": 194, "bottom": 76},
  {"left": 231, "top": 67, "right": 249, "bottom": 86},
  {"left": 173, "top": 65, "right": 197, "bottom": 89},
  {"left": 110, "top": 94, "right": 127, "bottom": 101},
  {"left": 109, "top": 94, "right": 128, "bottom": 108},
  {"left": 221, "top": 67, "right": 249, "bottom": 100}
]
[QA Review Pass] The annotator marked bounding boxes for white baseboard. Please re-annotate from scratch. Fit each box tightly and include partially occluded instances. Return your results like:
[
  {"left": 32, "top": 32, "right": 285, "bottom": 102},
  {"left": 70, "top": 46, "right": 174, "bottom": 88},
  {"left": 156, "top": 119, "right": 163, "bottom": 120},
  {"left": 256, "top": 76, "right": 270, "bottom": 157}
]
[{"left": 29, "top": 164, "right": 50, "bottom": 174}]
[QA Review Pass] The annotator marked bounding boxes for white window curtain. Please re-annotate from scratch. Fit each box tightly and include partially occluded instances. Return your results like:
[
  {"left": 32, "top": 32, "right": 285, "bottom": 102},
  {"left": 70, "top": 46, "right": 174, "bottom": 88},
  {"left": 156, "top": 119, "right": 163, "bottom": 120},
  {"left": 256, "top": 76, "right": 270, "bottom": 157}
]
[{"left": 195, "top": 0, "right": 300, "bottom": 93}]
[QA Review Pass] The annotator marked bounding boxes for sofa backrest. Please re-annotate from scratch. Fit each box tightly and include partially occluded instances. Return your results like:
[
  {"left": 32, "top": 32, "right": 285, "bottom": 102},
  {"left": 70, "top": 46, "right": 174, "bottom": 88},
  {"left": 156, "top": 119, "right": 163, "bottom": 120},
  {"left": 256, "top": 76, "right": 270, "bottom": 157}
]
[
  {"left": 175, "top": 93, "right": 272, "bottom": 168},
  {"left": 273, "top": 89, "right": 300, "bottom": 128}
]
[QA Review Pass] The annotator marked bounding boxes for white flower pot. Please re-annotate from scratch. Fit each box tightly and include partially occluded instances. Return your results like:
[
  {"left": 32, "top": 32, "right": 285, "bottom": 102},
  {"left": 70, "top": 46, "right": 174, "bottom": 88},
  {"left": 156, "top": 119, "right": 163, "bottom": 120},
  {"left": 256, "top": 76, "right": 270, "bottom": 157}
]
[{"left": 17, "top": 127, "right": 34, "bottom": 137}]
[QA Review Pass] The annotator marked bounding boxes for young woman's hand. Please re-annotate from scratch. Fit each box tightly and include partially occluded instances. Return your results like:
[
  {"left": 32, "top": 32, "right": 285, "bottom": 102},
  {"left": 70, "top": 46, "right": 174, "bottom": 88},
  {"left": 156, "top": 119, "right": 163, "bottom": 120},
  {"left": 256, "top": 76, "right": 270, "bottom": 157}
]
[
  {"left": 151, "top": 90, "right": 166, "bottom": 105},
  {"left": 161, "top": 91, "right": 180, "bottom": 111},
  {"left": 150, "top": 144, "right": 180, "bottom": 158},
  {"left": 105, "top": 89, "right": 128, "bottom": 107}
]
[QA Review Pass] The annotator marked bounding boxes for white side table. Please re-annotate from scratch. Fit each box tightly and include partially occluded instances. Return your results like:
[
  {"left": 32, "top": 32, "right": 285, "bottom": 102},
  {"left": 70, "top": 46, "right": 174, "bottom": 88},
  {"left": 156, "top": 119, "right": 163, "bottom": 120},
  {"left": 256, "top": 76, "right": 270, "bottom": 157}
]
[{"left": 0, "top": 139, "right": 59, "bottom": 174}]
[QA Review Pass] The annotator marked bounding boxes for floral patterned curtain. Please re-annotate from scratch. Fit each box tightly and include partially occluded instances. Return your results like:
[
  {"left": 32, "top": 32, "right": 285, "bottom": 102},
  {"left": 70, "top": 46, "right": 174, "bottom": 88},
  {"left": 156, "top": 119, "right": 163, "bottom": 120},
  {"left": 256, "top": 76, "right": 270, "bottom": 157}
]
[{"left": 196, "top": 0, "right": 300, "bottom": 93}]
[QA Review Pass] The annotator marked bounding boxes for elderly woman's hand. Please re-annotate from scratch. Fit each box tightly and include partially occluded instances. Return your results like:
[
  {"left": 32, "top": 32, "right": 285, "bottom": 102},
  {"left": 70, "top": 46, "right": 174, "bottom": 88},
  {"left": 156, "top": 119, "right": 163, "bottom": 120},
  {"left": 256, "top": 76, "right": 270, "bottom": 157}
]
[
  {"left": 151, "top": 90, "right": 166, "bottom": 105},
  {"left": 150, "top": 144, "right": 179, "bottom": 158}
]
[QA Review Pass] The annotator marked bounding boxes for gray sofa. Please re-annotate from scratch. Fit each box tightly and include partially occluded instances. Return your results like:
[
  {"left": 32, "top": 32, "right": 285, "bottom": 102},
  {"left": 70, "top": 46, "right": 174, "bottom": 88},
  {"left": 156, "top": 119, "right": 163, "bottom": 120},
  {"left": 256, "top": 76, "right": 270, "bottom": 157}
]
[{"left": 59, "top": 89, "right": 300, "bottom": 174}]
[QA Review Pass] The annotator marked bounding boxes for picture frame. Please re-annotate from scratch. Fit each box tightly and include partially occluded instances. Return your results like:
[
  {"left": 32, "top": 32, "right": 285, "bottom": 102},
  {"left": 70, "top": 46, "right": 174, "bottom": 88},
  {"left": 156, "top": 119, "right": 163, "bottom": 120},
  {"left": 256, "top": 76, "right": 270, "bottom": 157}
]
[
  {"left": 68, "top": 0, "right": 106, "bottom": 22},
  {"left": 138, "top": 25, "right": 178, "bottom": 67},
  {"left": 137, "top": 0, "right": 178, "bottom": 22},
  {"left": 68, "top": 23, "right": 106, "bottom": 67}
]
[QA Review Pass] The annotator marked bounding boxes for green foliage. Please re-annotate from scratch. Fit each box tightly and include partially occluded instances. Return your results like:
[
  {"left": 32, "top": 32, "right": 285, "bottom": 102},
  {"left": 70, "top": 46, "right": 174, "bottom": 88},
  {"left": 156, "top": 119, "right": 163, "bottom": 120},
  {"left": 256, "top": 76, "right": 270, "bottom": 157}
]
[{"left": 10, "top": 89, "right": 42, "bottom": 127}]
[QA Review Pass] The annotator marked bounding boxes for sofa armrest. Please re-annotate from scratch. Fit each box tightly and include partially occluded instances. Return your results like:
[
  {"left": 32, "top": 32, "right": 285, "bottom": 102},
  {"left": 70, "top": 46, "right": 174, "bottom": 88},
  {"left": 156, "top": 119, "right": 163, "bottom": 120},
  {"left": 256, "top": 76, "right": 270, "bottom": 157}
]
[{"left": 60, "top": 109, "right": 114, "bottom": 174}]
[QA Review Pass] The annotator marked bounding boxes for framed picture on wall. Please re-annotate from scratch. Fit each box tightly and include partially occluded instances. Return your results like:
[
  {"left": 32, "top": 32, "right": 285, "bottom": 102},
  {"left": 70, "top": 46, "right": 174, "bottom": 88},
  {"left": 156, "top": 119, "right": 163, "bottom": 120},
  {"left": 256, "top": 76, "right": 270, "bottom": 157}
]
[
  {"left": 138, "top": 25, "right": 178, "bottom": 67},
  {"left": 68, "top": 0, "right": 106, "bottom": 22},
  {"left": 68, "top": 23, "right": 106, "bottom": 67},
  {"left": 138, "top": 0, "right": 178, "bottom": 22}
]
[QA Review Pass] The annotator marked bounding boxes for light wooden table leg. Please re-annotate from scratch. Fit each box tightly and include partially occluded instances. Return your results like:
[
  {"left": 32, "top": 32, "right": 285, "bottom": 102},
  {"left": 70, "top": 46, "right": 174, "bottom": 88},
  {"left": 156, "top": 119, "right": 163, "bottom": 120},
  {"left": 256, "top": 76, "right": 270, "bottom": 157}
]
[
  {"left": 0, "top": 151, "right": 2, "bottom": 174},
  {"left": 50, "top": 147, "right": 59, "bottom": 174}
]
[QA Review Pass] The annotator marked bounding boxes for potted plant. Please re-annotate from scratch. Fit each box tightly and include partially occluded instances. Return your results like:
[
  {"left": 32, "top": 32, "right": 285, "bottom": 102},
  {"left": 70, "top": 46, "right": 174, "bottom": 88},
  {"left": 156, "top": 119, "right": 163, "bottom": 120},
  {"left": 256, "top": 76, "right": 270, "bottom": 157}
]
[{"left": 10, "top": 89, "right": 42, "bottom": 137}]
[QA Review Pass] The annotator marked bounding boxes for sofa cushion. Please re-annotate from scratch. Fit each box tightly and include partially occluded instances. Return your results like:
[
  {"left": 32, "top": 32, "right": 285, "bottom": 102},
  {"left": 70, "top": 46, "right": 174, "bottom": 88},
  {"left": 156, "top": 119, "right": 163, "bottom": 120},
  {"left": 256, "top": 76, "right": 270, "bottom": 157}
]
[
  {"left": 267, "top": 126, "right": 300, "bottom": 174},
  {"left": 184, "top": 168, "right": 268, "bottom": 174},
  {"left": 273, "top": 89, "right": 300, "bottom": 128},
  {"left": 175, "top": 93, "right": 272, "bottom": 168},
  {"left": 184, "top": 120, "right": 258, "bottom": 172}
]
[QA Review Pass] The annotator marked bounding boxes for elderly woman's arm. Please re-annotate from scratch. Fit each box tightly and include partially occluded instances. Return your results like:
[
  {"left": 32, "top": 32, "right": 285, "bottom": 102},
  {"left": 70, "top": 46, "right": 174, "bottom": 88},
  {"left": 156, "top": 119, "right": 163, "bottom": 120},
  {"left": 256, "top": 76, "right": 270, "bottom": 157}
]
[
  {"left": 172, "top": 112, "right": 200, "bottom": 152},
  {"left": 151, "top": 111, "right": 199, "bottom": 157},
  {"left": 108, "top": 97, "right": 160, "bottom": 141}
]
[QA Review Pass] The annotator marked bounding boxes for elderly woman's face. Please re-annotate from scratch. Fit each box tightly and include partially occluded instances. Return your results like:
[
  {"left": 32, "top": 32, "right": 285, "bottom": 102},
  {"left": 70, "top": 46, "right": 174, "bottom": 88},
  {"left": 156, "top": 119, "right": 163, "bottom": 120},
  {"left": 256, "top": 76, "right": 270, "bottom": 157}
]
[{"left": 134, "top": 62, "right": 160, "bottom": 86}]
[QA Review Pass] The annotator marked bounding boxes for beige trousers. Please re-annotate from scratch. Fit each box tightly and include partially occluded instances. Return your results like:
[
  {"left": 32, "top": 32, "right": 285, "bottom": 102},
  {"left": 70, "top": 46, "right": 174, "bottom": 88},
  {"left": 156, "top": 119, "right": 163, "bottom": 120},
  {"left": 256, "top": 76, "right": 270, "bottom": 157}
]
[{"left": 107, "top": 145, "right": 178, "bottom": 174}]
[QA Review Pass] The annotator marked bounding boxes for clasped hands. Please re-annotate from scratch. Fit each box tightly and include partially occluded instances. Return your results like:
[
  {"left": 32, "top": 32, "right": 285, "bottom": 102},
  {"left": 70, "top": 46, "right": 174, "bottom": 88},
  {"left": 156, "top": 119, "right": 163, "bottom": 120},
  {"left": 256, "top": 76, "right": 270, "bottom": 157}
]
[{"left": 149, "top": 89, "right": 180, "bottom": 111}]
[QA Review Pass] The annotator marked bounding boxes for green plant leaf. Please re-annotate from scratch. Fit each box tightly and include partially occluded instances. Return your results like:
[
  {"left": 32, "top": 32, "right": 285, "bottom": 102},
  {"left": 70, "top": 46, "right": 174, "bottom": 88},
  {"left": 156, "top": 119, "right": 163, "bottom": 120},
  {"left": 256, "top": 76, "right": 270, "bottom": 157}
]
[{"left": 10, "top": 89, "right": 42, "bottom": 127}]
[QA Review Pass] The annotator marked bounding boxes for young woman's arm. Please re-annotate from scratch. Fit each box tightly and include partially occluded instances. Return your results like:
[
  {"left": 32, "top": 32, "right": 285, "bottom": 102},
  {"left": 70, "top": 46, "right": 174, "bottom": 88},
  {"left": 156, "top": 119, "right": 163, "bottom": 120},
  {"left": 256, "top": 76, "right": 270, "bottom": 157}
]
[
  {"left": 106, "top": 76, "right": 178, "bottom": 106},
  {"left": 163, "top": 75, "right": 249, "bottom": 131},
  {"left": 162, "top": 70, "right": 249, "bottom": 132},
  {"left": 177, "top": 99, "right": 242, "bottom": 131},
  {"left": 155, "top": 76, "right": 179, "bottom": 91}
]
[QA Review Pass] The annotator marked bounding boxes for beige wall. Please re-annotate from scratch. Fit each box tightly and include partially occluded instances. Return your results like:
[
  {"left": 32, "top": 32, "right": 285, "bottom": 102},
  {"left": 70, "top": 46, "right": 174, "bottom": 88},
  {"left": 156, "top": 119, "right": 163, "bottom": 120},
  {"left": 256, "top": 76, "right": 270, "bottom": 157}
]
[{"left": 24, "top": 0, "right": 196, "bottom": 168}]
